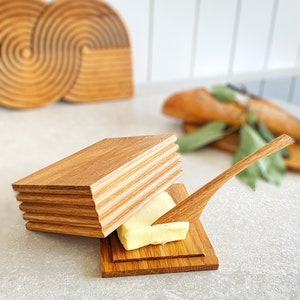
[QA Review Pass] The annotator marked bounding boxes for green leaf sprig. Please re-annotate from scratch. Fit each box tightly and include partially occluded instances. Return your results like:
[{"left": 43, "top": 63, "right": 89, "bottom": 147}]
[
  {"left": 233, "top": 124, "right": 286, "bottom": 190},
  {"left": 177, "top": 121, "right": 227, "bottom": 153},
  {"left": 176, "top": 85, "right": 289, "bottom": 190},
  {"left": 211, "top": 85, "right": 236, "bottom": 103}
]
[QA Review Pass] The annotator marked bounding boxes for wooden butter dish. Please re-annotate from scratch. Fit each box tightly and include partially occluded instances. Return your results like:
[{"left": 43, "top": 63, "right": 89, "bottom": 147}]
[
  {"left": 13, "top": 133, "right": 292, "bottom": 277},
  {"left": 100, "top": 184, "right": 219, "bottom": 277},
  {"left": 100, "top": 134, "right": 294, "bottom": 277}
]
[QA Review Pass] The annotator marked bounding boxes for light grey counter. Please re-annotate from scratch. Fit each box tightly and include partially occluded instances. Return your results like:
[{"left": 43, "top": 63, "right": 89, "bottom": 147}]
[{"left": 1, "top": 89, "right": 299, "bottom": 299}]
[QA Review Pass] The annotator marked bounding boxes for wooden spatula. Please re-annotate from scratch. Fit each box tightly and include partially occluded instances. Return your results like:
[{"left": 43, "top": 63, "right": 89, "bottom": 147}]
[{"left": 153, "top": 134, "right": 294, "bottom": 224}]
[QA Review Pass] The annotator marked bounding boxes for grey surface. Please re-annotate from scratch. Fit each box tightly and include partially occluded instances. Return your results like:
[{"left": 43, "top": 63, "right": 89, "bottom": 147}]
[{"left": 1, "top": 90, "right": 299, "bottom": 300}]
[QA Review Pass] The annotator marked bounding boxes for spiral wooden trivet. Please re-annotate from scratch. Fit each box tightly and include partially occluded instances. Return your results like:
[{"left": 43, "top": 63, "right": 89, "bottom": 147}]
[{"left": 0, "top": 0, "right": 133, "bottom": 109}]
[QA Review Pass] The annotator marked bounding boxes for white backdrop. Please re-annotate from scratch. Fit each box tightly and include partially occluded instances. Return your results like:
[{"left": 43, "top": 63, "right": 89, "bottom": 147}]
[
  {"left": 45, "top": 0, "right": 300, "bottom": 106},
  {"left": 107, "top": 0, "right": 300, "bottom": 106}
]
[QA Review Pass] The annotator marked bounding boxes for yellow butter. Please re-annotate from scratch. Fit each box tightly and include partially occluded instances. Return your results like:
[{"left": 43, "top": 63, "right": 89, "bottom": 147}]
[{"left": 117, "top": 192, "right": 189, "bottom": 250}]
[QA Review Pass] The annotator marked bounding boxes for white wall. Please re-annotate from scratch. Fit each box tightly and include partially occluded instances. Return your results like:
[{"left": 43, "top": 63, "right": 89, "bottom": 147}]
[
  {"left": 44, "top": 0, "right": 300, "bottom": 105},
  {"left": 107, "top": 0, "right": 300, "bottom": 105}
]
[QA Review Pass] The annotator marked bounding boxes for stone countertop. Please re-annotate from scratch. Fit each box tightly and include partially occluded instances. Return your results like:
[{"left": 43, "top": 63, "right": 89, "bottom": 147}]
[{"left": 1, "top": 89, "right": 299, "bottom": 299}]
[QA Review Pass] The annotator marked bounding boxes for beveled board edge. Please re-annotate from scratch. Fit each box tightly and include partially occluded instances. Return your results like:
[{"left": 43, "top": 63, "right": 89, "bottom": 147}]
[{"left": 99, "top": 183, "right": 219, "bottom": 277}]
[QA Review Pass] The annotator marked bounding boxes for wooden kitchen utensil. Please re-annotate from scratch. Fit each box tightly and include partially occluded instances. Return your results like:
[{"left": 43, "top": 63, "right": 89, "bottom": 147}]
[
  {"left": 154, "top": 134, "right": 294, "bottom": 224},
  {"left": 0, "top": 0, "right": 133, "bottom": 109}
]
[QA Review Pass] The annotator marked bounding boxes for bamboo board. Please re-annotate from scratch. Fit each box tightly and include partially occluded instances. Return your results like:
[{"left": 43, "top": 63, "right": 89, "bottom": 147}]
[
  {"left": 17, "top": 193, "right": 95, "bottom": 206},
  {"left": 13, "top": 134, "right": 183, "bottom": 237},
  {"left": 100, "top": 184, "right": 219, "bottom": 277},
  {"left": 23, "top": 213, "right": 100, "bottom": 227},
  {"left": 13, "top": 135, "right": 178, "bottom": 195},
  {"left": 26, "top": 222, "right": 103, "bottom": 238},
  {"left": 0, "top": 0, "right": 133, "bottom": 109}
]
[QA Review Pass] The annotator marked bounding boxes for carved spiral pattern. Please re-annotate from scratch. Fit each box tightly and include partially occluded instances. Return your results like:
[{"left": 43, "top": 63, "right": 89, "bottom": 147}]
[{"left": 0, "top": 0, "right": 132, "bottom": 109}]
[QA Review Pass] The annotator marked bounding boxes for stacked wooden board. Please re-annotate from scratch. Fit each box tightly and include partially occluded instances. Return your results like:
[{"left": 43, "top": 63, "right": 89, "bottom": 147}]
[{"left": 12, "top": 134, "right": 182, "bottom": 238}]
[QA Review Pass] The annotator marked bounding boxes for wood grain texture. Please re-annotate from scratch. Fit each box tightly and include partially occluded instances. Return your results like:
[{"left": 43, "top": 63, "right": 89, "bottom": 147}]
[
  {"left": 0, "top": 0, "right": 133, "bottom": 109},
  {"left": 65, "top": 48, "right": 133, "bottom": 102},
  {"left": 154, "top": 135, "right": 294, "bottom": 224},
  {"left": 19, "top": 165, "right": 182, "bottom": 236},
  {"left": 100, "top": 183, "right": 219, "bottom": 277},
  {"left": 26, "top": 222, "right": 104, "bottom": 238},
  {"left": 16, "top": 193, "right": 95, "bottom": 206},
  {"left": 23, "top": 213, "right": 100, "bottom": 227},
  {"left": 12, "top": 134, "right": 177, "bottom": 194},
  {"left": 13, "top": 134, "right": 183, "bottom": 237},
  {"left": 19, "top": 203, "right": 98, "bottom": 218}
]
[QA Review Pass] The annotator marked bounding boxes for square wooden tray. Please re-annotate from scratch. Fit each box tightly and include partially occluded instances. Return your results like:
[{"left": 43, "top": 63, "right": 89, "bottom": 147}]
[{"left": 99, "top": 184, "right": 219, "bottom": 277}]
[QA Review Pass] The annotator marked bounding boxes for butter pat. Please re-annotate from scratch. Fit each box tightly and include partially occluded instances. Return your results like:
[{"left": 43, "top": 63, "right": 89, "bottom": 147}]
[
  {"left": 118, "top": 221, "right": 190, "bottom": 250},
  {"left": 117, "top": 192, "right": 189, "bottom": 250}
]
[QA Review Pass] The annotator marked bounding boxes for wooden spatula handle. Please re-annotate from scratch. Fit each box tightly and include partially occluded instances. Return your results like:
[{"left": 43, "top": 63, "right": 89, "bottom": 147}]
[{"left": 154, "top": 134, "right": 294, "bottom": 224}]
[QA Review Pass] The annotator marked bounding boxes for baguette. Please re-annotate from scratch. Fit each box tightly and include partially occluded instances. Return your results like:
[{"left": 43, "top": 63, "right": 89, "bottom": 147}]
[{"left": 162, "top": 87, "right": 300, "bottom": 141}]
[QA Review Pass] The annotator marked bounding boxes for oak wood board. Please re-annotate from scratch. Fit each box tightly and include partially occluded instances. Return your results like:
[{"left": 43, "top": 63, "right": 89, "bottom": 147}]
[
  {"left": 12, "top": 134, "right": 178, "bottom": 195},
  {"left": 99, "top": 184, "right": 219, "bottom": 277},
  {"left": 14, "top": 134, "right": 183, "bottom": 237}
]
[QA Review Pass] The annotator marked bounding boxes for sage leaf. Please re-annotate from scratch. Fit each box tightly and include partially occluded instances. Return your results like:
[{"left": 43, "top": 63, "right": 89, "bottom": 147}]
[
  {"left": 247, "top": 110, "right": 259, "bottom": 125},
  {"left": 211, "top": 85, "right": 236, "bottom": 103},
  {"left": 257, "top": 122, "right": 291, "bottom": 158},
  {"left": 233, "top": 124, "right": 287, "bottom": 189},
  {"left": 233, "top": 149, "right": 260, "bottom": 190},
  {"left": 177, "top": 121, "right": 227, "bottom": 153}
]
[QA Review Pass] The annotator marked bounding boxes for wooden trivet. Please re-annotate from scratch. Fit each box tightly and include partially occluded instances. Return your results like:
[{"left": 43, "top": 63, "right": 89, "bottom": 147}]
[{"left": 0, "top": 0, "right": 133, "bottom": 109}]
